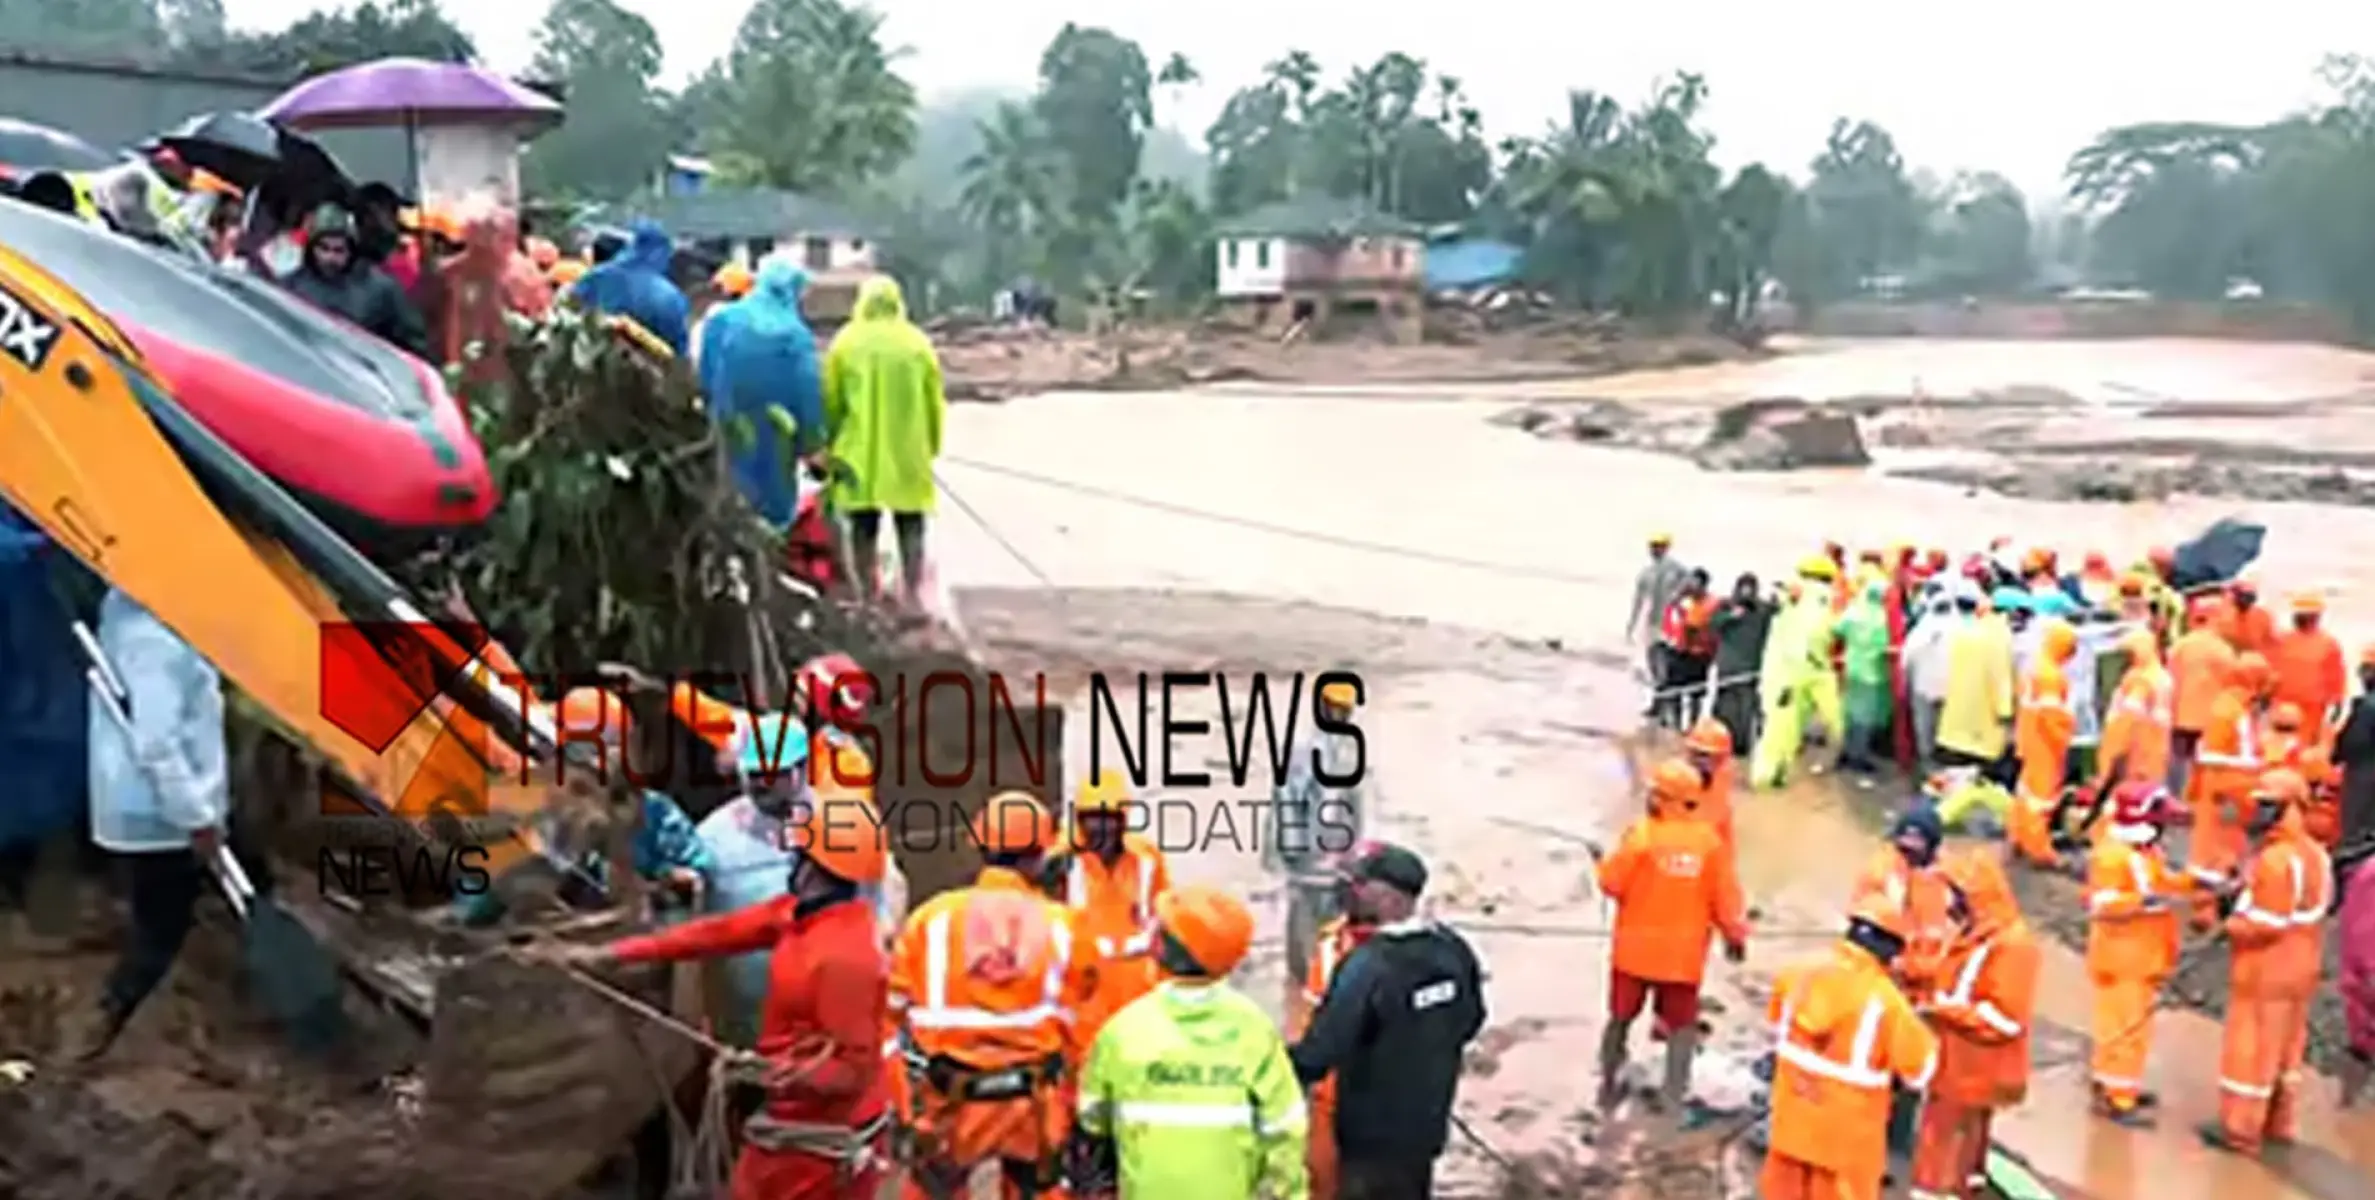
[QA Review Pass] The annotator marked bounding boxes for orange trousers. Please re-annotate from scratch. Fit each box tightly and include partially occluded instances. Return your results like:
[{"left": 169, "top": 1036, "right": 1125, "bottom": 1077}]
[
  {"left": 1760, "top": 1153, "right": 1878, "bottom": 1200},
  {"left": 2089, "top": 973, "right": 2161, "bottom": 1111},
  {"left": 2185, "top": 780, "right": 2249, "bottom": 923},
  {"left": 2216, "top": 996, "right": 2309, "bottom": 1152},
  {"left": 1910, "top": 1098, "right": 1993, "bottom": 1198},
  {"left": 899, "top": 1085, "right": 1069, "bottom": 1200}
]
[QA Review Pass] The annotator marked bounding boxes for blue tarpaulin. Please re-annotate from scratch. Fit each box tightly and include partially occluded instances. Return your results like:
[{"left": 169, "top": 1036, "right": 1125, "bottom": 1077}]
[{"left": 1424, "top": 239, "right": 1523, "bottom": 290}]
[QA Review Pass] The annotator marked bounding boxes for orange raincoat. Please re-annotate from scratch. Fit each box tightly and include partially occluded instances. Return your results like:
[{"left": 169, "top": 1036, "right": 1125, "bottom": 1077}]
[
  {"left": 2211, "top": 778, "right": 2333, "bottom": 1153},
  {"left": 1596, "top": 785, "right": 1750, "bottom": 998},
  {"left": 1053, "top": 832, "right": 1171, "bottom": 1056},
  {"left": 2085, "top": 823, "right": 2188, "bottom": 1114},
  {"left": 2170, "top": 618, "right": 2238, "bottom": 738},
  {"left": 1850, "top": 847, "right": 1956, "bottom": 993},
  {"left": 887, "top": 867, "right": 1095, "bottom": 1198},
  {"left": 2096, "top": 630, "right": 2174, "bottom": 792},
  {"left": 2269, "top": 604, "right": 2346, "bottom": 745},
  {"left": 1761, "top": 938, "right": 1940, "bottom": 1200},
  {"left": 2187, "top": 656, "right": 2269, "bottom": 917},
  {"left": 2010, "top": 623, "right": 2079, "bottom": 865},
  {"left": 1912, "top": 850, "right": 2039, "bottom": 1199}
]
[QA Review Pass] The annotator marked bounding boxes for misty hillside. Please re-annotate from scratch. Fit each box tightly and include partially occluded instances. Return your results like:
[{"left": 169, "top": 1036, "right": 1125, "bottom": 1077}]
[{"left": 888, "top": 86, "right": 1207, "bottom": 206}]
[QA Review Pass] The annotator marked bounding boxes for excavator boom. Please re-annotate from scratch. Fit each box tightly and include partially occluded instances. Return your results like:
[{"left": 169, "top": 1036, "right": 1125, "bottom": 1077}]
[{"left": 0, "top": 240, "right": 561, "bottom": 880}]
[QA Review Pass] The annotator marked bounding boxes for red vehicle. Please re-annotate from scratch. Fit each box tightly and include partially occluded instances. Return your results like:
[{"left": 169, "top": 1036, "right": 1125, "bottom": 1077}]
[{"left": 0, "top": 198, "right": 495, "bottom": 545}]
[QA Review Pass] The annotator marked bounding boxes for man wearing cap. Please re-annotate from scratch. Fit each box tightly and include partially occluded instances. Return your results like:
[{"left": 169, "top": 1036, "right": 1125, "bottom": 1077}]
[
  {"left": 1269, "top": 678, "right": 1369, "bottom": 1005},
  {"left": 278, "top": 202, "right": 427, "bottom": 357},
  {"left": 1290, "top": 842, "right": 1485, "bottom": 1200},
  {"left": 1629, "top": 533, "right": 1692, "bottom": 713}
]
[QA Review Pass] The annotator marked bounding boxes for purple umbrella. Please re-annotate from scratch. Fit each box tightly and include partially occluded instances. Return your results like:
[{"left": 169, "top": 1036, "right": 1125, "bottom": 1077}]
[{"left": 259, "top": 57, "right": 561, "bottom": 133}]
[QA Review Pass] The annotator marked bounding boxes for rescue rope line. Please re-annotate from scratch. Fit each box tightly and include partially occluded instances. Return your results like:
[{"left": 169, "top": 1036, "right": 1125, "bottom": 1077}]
[{"left": 936, "top": 455, "right": 1616, "bottom": 585}]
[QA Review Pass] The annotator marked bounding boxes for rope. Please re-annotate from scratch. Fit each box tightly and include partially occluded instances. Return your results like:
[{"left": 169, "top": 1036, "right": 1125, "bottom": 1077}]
[{"left": 937, "top": 455, "right": 1613, "bottom": 586}]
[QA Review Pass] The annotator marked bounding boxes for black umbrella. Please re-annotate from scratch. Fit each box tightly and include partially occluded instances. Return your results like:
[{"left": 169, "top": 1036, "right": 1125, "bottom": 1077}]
[
  {"left": 151, "top": 111, "right": 282, "bottom": 188},
  {"left": 0, "top": 118, "right": 116, "bottom": 175},
  {"left": 2170, "top": 517, "right": 2267, "bottom": 592}
]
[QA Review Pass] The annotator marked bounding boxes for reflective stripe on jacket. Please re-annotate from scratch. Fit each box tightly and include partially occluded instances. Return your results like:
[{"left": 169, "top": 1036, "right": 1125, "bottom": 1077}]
[{"left": 1077, "top": 981, "right": 1310, "bottom": 1200}]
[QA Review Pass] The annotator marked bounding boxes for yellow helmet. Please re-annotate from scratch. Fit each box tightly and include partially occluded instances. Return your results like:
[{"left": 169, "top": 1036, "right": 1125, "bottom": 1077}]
[
  {"left": 1318, "top": 680, "right": 1359, "bottom": 709},
  {"left": 1075, "top": 768, "right": 1131, "bottom": 814}
]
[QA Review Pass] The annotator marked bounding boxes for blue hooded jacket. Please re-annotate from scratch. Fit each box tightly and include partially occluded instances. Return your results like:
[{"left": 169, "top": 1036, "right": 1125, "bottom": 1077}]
[
  {"left": 704, "top": 256, "right": 823, "bottom": 528},
  {"left": 568, "top": 218, "right": 690, "bottom": 355}
]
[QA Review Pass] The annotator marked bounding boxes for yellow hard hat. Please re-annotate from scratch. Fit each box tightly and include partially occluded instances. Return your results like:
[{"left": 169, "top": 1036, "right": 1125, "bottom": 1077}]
[
  {"left": 1075, "top": 768, "right": 1131, "bottom": 814},
  {"left": 1797, "top": 555, "right": 1838, "bottom": 581},
  {"left": 1318, "top": 680, "right": 1359, "bottom": 709}
]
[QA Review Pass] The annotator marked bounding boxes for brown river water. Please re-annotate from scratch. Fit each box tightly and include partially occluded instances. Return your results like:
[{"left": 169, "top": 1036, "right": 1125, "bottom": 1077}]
[{"left": 935, "top": 337, "right": 2375, "bottom": 1199}]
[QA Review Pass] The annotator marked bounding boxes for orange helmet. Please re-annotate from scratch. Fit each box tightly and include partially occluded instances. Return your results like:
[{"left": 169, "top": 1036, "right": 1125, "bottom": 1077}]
[
  {"left": 549, "top": 258, "right": 587, "bottom": 287},
  {"left": 1075, "top": 768, "right": 1131, "bottom": 814},
  {"left": 556, "top": 687, "right": 632, "bottom": 745},
  {"left": 1153, "top": 886, "right": 1255, "bottom": 977},
  {"left": 813, "top": 734, "right": 875, "bottom": 798},
  {"left": 2291, "top": 592, "right": 2325, "bottom": 617},
  {"left": 712, "top": 261, "right": 755, "bottom": 297},
  {"left": 794, "top": 794, "right": 889, "bottom": 884},
  {"left": 1647, "top": 758, "right": 1703, "bottom": 816},
  {"left": 971, "top": 791, "right": 1054, "bottom": 857},
  {"left": 2253, "top": 767, "right": 2309, "bottom": 811},
  {"left": 2269, "top": 702, "right": 2304, "bottom": 732},
  {"left": 2117, "top": 571, "right": 2149, "bottom": 598},
  {"left": 2082, "top": 550, "right": 2110, "bottom": 572},
  {"left": 2041, "top": 619, "right": 2078, "bottom": 662},
  {"left": 2232, "top": 652, "right": 2273, "bottom": 694},
  {"left": 1683, "top": 718, "right": 1733, "bottom": 758}
]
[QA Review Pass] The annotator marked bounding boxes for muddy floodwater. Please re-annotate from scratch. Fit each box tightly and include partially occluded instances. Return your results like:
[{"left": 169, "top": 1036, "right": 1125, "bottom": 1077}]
[{"left": 934, "top": 336, "right": 2375, "bottom": 1199}]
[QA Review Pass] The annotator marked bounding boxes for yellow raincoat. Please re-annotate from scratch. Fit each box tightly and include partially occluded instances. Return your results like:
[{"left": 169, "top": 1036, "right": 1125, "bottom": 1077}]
[
  {"left": 1751, "top": 586, "right": 1845, "bottom": 788},
  {"left": 1937, "top": 611, "right": 2016, "bottom": 762},
  {"left": 823, "top": 277, "right": 946, "bottom": 515}
]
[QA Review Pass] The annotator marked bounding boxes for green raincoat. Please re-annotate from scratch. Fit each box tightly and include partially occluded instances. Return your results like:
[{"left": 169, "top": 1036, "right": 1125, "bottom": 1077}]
[
  {"left": 1838, "top": 580, "right": 1894, "bottom": 729},
  {"left": 823, "top": 277, "right": 945, "bottom": 514},
  {"left": 1076, "top": 980, "right": 1309, "bottom": 1200}
]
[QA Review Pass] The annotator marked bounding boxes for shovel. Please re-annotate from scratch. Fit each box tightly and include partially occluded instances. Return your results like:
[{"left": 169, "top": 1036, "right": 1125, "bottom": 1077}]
[{"left": 76, "top": 623, "right": 350, "bottom": 1056}]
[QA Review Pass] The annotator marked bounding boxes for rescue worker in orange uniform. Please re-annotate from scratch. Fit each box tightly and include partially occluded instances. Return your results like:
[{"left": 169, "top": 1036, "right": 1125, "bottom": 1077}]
[
  {"left": 1050, "top": 769, "right": 1171, "bottom": 1057},
  {"left": 1851, "top": 807, "right": 1955, "bottom": 994},
  {"left": 1595, "top": 760, "right": 1750, "bottom": 1110},
  {"left": 1910, "top": 848, "right": 2038, "bottom": 1200},
  {"left": 2085, "top": 781, "right": 2187, "bottom": 1126},
  {"left": 1683, "top": 717, "right": 1739, "bottom": 863},
  {"left": 2261, "top": 703, "right": 2308, "bottom": 772},
  {"left": 2169, "top": 595, "right": 2238, "bottom": 797},
  {"left": 2270, "top": 593, "right": 2347, "bottom": 745},
  {"left": 2225, "top": 580, "right": 2277, "bottom": 656},
  {"left": 2199, "top": 768, "right": 2335, "bottom": 1156},
  {"left": 889, "top": 792, "right": 1093, "bottom": 1198},
  {"left": 1761, "top": 896, "right": 1940, "bottom": 1200},
  {"left": 1289, "top": 851, "right": 1381, "bottom": 1200},
  {"left": 2096, "top": 628, "right": 2175, "bottom": 799},
  {"left": 556, "top": 793, "right": 896, "bottom": 1198},
  {"left": 2009, "top": 620, "right": 2079, "bottom": 866},
  {"left": 2188, "top": 653, "right": 2272, "bottom": 920},
  {"left": 2297, "top": 746, "right": 2343, "bottom": 848}
]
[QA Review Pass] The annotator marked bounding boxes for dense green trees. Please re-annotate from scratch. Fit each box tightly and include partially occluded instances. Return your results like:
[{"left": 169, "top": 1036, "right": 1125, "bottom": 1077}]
[{"left": 23, "top": 3, "right": 2375, "bottom": 332}]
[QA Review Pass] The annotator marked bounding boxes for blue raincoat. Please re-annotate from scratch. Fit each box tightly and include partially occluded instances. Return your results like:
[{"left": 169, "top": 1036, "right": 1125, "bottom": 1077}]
[
  {"left": 568, "top": 218, "right": 689, "bottom": 355},
  {"left": 0, "top": 512, "right": 87, "bottom": 852},
  {"left": 702, "top": 257, "right": 823, "bottom": 528}
]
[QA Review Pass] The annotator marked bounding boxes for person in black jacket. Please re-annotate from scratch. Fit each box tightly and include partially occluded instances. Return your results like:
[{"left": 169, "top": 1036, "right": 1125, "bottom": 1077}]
[
  {"left": 1708, "top": 572, "right": 1776, "bottom": 752},
  {"left": 279, "top": 204, "right": 428, "bottom": 358},
  {"left": 1290, "top": 842, "right": 1486, "bottom": 1200},
  {"left": 2333, "top": 653, "right": 2375, "bottom": 852}
]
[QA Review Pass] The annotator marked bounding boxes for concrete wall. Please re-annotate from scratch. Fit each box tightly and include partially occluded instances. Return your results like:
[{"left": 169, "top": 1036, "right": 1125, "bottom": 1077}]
[
  {"left": 1216, "top": 236, "right": 1288, "bottom": 297},
  {"left": 0, "top": 53, "right": 410, "bottom": 189},
  {"left": 1798, "top": 299, "right": 2352, "bottom": 344}
]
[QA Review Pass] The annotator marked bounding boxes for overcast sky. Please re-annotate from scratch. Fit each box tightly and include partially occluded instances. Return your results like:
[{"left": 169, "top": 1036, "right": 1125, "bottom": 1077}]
[{"left": 221, "top": 0, "right": 2353, "bottom": 197}]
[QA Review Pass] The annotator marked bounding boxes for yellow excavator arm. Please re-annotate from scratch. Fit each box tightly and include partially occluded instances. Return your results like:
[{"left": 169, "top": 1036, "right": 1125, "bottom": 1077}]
[{"left": 0, "top": 241, "right": 557, "bottom": 881}]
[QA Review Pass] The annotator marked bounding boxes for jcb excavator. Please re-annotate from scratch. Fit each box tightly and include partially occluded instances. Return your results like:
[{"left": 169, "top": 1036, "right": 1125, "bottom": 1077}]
[{"left": 0, "top": 239, "right": 691, "bottom": 1192}]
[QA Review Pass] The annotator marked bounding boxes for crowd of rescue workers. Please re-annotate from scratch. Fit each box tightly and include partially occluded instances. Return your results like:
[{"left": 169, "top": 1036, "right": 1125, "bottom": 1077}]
[
  {"left": 1627, "top": 530, "right": 2375, "bottom": 1200},
  {"left": 18, "top": 160, "right": 2375, "bottom": 1200}
]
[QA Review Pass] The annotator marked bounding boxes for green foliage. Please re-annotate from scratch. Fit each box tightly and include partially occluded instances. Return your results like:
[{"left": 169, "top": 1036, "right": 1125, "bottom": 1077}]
[
  {"left": 414, "top": 308, "right": 779, "bottom": 677},
  {"left": 519, "top": 0, "right": 671, "bottom": 201}
]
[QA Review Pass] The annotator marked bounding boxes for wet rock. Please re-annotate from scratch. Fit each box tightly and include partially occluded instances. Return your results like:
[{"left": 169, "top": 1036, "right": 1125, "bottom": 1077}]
[{"left": 1691, "top": 409, "right": 1871, "bottom": 471}]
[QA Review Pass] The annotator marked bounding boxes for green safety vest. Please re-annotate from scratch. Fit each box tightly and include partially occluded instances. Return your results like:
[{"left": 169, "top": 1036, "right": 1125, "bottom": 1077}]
[{"left": 1077, "top": 981, "right": 1310, "bottom": 1200}]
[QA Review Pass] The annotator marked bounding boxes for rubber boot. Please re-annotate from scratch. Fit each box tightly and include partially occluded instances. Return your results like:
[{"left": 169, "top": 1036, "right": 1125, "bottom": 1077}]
[
  {"left": 1596, "top": 1022, "right": 1630, "bottom": 1109},
  {"left": 1657, "top": 1027, "right": 1698, "bottom": 1111}
]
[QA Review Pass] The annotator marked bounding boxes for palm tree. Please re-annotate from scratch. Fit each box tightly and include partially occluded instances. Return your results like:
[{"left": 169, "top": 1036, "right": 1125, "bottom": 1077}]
[{"left": 960, "top": 102, "right": 1059, "bottom": 283}]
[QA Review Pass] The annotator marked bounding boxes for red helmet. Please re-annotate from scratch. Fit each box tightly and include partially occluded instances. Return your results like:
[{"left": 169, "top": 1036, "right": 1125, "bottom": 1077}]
[
  {"left": 797, "top": 653, "right": 873, "bottom": 727},
  {"left": 2111, "top": 780, "right": 2172, "bottom": 827}
]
